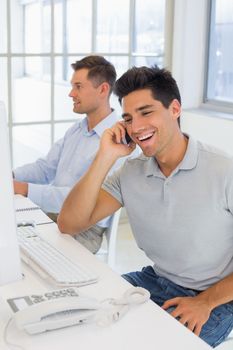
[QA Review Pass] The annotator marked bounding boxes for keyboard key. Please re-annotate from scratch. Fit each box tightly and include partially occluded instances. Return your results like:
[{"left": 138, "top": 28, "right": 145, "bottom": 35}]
[{"left": 17, "top": 226, "right": 98, "bottom": 287}]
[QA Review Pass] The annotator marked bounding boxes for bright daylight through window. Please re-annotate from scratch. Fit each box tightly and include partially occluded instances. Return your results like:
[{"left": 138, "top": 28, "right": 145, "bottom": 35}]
[
  {"left": 206, "top": 0, "right": 233, "bottom": 107},
  {"left": 0, "top": 0, "right": 166, "bottom": 167}
]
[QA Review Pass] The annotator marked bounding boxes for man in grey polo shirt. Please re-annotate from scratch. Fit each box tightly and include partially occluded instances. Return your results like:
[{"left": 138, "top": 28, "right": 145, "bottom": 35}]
[{"left": 58, "top": 66, "right": 233, "bottom": 348}]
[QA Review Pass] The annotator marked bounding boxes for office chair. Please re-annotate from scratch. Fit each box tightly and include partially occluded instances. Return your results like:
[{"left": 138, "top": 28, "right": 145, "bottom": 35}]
[{"left": 103, "top": 208, "right": 122, "bottom": 269}]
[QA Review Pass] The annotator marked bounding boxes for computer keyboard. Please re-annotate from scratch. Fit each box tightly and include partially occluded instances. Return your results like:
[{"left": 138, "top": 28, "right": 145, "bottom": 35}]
[{"left": 17, "top": 226, "right": 98, "bottom": 287}]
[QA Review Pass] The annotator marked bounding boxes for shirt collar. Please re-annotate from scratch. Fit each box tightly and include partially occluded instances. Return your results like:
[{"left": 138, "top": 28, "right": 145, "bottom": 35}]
[
  {"left": 178, "top": 134, "right": 198, "bottom": 170},
  {"left": 145, "top": 134, "right": 198, "bottom": 177},
  {"left": 93, "top": 109, "right": 119, "bottom": 137},
  {"left": 78, "top": 110, "right": 119, "bottom": 138}
]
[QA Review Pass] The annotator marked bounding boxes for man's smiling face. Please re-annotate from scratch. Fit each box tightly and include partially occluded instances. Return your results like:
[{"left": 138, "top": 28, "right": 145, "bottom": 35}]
[{"left": 122, "top": 88, "right": 181, "bottom": 158}]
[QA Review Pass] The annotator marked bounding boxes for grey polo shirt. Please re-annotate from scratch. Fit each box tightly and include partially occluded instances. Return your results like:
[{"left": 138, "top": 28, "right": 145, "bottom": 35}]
[{"left": 102, "top": 136, "right": 233, "bottom": 290}]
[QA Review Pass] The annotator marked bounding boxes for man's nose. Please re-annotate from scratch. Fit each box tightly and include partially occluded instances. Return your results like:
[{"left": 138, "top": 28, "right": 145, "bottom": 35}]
[
  {"left": 69, "top": 88, "right": 75, "bottom": 98},
  {"left": 131, "top": 118, "right": 145, "bottom": 134}
]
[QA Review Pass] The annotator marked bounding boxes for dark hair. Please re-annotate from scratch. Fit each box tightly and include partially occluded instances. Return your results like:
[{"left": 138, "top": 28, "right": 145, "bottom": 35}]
[
  {"left": 71, "top": 55, "right": 116, "bottom": 94},
  {"left": 114, "top": 65, "right": 181, "bottom": 125}
]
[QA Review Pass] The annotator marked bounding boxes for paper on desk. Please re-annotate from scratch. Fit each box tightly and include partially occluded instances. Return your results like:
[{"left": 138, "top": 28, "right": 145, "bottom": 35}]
[{"left": 14, "top": 194, "right": 53, "bottom": 225}]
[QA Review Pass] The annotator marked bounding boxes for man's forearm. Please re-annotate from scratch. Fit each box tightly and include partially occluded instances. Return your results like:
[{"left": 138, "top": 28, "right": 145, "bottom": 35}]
[
  {"left": 197, "top": 272, "right": 233, "bottom": 310},
  {"left": 58, "top": 151, "right": 117, "bottom": 233}
]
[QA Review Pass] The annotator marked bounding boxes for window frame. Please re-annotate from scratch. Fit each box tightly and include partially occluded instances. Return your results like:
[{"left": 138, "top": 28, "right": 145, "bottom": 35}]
[
  {"left": 203, "top": 0, "right": 233, "bottom": 111},
  {"left": 1, "top": 0, "right": 173, "bottom": 166}
]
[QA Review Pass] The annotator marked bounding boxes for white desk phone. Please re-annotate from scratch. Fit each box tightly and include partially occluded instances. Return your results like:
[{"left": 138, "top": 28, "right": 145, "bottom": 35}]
[{"left": 7, "top": 287, "right": 150, "bottom": 334}]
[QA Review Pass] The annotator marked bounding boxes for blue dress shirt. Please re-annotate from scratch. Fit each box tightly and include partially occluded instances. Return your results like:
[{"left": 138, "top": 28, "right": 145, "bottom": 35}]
[{"left": 14, "top": 110, "right": 129, "bottom": 227}]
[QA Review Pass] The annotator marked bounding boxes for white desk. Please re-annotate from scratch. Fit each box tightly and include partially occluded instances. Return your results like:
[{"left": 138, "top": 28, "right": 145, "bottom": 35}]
[{"left": 0, "top": 223, "right": 211, "bottom": 350}]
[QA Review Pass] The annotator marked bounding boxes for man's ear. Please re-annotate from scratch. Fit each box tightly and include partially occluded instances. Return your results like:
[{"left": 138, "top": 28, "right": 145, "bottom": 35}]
[
  {"left": 99, "top": 82, "right": 110, "bottom": 97},
  {"left": 170, "top": 99, "right": 181, "bottom": 121}
]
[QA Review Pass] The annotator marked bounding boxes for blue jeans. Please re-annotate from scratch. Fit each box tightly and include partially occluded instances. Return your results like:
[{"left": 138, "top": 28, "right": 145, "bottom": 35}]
[{"left": 122, "top": 266, "right": 233, "bottom": 348}]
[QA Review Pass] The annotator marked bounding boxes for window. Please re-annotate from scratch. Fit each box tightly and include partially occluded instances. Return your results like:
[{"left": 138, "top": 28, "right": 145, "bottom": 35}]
[
  {"left": 1, "top": 0, "right": 169, "bottom": 167},
  {"left": 206, "top": 0, "right": 233, "bottom": 106}
]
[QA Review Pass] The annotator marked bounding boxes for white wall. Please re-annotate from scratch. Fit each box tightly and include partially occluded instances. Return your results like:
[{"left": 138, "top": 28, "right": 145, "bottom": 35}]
[
  {"left": 172, "top": 0, "right": 208, "bottom": 108},
  {"left": 181, "top": 109, "right": 233, "bottom": 155}
]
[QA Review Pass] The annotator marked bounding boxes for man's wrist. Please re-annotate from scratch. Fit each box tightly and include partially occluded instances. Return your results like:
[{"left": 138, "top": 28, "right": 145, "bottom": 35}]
[
  {"left": 18, "top": 182, "right": 29, "bottom": 196},
  {"left": 95, "top": 150, "right": 118, "bottom": 168},
  {"left": 14, "top": 180, "right": 29, "bottom": 197},
  {"left": 196, "top": 290, "right": 217, "bottom": 311}
]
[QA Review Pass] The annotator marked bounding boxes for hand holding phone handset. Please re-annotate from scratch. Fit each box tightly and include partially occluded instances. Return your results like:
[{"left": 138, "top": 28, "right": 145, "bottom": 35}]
[
  {"left": 108, "top": 120, "right": 134, "bottom": 146},
  {"left": 120, "top": 121, "right": 132, "bottom": 145},
  {"left": 99, "top": 121, "right": 136, "bottom": 163},
  {"left": 7, "top": 287, "right": 150, "bottom": 334},
  {"left": 124, "top": 130, "right": 132, "bottom": 144}
]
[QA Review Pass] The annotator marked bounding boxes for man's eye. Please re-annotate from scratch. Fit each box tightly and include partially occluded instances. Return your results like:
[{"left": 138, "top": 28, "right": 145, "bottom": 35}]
[{"left": 142, "top": 111, "right": 151, "bottom": 116}]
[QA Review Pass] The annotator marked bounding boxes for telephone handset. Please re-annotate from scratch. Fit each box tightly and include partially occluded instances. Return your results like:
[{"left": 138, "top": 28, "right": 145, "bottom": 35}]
[
  {"left": 7, "top": 287, "right": 100, "bottom": 334},
  {"left": 124, "top": 131, "right": 132, "bottom": 144},
  {"left": 7, "top": 286, "right": 150, "bottom": 334}
]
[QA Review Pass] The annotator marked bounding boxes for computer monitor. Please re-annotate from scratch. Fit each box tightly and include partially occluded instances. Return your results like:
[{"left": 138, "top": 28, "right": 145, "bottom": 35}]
[{"left": 0, "top": 101, "right": 22, "bottom": 286}]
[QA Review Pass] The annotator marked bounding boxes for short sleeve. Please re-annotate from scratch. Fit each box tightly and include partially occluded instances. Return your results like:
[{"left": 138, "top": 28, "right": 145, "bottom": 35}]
[
  {"left": 225, "top": 160, "right": 233, "bottom": 215},
  {"left": 102, "top": 167, "right": 124, "bottom": 206}
]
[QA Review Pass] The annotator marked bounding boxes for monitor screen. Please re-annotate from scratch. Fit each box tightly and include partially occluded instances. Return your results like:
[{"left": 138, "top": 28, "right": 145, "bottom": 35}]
[{"left": 0, "top": 101, "right": 22, "bottom": 286}]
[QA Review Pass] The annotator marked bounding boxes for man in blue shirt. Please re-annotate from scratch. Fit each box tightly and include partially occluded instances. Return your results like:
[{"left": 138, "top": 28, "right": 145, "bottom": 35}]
[{"left": 13, "top": 55, "right": 124, "bottom": 253}]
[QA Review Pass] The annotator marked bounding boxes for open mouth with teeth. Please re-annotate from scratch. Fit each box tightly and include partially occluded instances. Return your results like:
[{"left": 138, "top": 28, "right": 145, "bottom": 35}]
[{"left": 137, "top": 132, "right": 154, "bottom": 142}]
